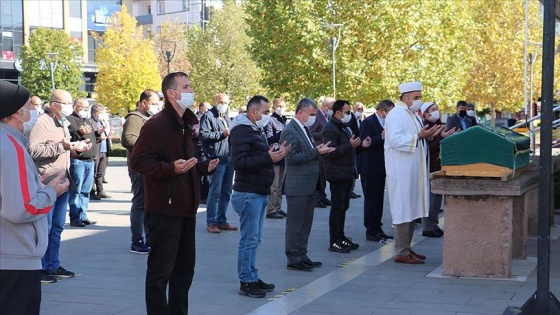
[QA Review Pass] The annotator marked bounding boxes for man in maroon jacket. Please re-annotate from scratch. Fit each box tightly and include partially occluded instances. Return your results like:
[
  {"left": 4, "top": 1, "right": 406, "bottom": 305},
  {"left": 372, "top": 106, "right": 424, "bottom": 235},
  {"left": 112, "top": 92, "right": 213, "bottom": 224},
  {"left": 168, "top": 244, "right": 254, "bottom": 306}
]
[{"left": 130, "top": 72, "right": 219, "bottom": 315}]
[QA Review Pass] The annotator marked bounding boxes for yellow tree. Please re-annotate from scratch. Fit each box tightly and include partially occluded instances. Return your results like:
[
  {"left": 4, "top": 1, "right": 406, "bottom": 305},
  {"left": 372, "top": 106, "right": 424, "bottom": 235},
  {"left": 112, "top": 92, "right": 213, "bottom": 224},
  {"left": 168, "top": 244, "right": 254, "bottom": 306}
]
[
  {"left": 94, "top": 6, "right": 160, "bottom": 115},
  {"left": 152, "top": 20, "right": 192, "bottom": 77},
  {"left": 462, "top": 0, "right": 542, "bottom": 116}
]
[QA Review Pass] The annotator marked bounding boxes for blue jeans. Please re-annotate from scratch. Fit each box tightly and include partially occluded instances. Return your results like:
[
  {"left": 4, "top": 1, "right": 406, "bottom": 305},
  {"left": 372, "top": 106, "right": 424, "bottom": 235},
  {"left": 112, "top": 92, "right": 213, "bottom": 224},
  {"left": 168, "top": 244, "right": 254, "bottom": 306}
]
[
  {"left": 68, "top": 159, "right": 95, "bottom": 223},
  {"left": 42, "top": 191, "right": 69, "bottom": 271},
  {"left": 206, "top": 157, "right": 234, "bottom": 226},
  {"left": 129, "top": 171, "right": 148, "bottom": 244},
  {"left": 231, "top": 191, "right": 267, "bottom": 283}
]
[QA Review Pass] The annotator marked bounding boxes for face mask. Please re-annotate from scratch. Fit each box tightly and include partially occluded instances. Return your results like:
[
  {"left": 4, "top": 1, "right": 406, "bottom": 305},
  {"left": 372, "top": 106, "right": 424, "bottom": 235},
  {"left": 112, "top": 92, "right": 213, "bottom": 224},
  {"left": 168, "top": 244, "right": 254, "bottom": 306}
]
[
  {"left": 303, "top": 114, "right": 316, "bottom": 127},
  {"left": 99, "top": 113, "right": 108, "bottom": 121},
  {"left": 429, "top": 110, "right": 440, "bottom": 122},
  {"left": 78, "top": 110, "right": 88, "bottom": 119},
  {"left": 22, "top": 109, "right": 38, "bottom": 135},
  {"left": 467, "top": 110, "right": 475, "bottom": 117},
  {"left": 458, "top": 110, "right": 467, "bottom": 117},
  {"left": 37, "top": 107, "right": 44, "bottom": 115},
  {"left": 354, "top": 111, "right": 362, "bottom": 119},
  {"left": 177, "top": 92, "right": 195, "bottom": 110},
  {"left": 60, "top": 105, "right": 73, "bottom": 117},
  {"left": 256, "top": 114, "right": 270, "bottom": 128},
  {"left": 410, "top": 100, "right": 423, "bottom": 112},
  {"left": 147, "top": 105, "right": 160, "bottom": 116},
  {"left": 217, "top": 104, "right": 228, "bottom": 114},
  {"left": 327, "top": 109, "right": 333, "bottom": 117},
  {"left": 275, "top": 107, "right": 283, "bottom": 116},
  {"left": 341, "top": 113, "right": 352, "bottom": 124}
]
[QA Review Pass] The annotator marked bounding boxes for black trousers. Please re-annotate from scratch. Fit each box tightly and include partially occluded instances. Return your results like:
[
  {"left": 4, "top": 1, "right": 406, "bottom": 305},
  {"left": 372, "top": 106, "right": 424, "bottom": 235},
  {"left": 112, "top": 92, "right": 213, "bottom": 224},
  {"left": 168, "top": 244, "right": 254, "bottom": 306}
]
[
  {"left": 0, "top": 269, "right": 41, "bottom": 315},
  {"left": 328, "top": 179, "right": 353, "bottom": 244},
  {"left": 200, "top": 175, "right": 209, "bottom": 201},
  {"left": 361, "top": 174, "right": 386, "bottom": 235},
  {"left": 145, "top": 213, "right": 196, "bottom": 315},
  {"left": 94, "top": 152, "right": 108, "bottom": 193}
]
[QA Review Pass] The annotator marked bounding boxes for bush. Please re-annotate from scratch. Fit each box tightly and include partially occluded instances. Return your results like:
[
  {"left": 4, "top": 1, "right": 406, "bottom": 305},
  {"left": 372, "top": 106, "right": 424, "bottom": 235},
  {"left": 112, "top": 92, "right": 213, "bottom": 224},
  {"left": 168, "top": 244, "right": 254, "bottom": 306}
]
[{"left": 109, "top": 142, "right": 127, "bottom": 157}]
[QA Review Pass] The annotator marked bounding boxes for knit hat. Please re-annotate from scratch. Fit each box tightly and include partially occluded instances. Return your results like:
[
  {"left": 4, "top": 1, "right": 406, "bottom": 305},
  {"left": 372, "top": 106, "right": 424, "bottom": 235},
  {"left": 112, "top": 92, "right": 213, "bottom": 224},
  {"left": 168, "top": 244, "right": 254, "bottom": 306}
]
[
  {"left": 0, "top": 81, "right": 30, "bottom": 119},
  {"left": 399, "top": 81, "right": 422, "bottom": 94}
]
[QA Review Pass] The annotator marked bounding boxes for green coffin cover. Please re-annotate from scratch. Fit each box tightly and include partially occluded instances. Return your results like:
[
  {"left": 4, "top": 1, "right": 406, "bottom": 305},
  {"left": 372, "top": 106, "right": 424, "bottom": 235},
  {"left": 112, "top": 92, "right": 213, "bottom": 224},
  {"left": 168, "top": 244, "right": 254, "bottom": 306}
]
[{"left": 440, "top": 126, "right": 530, "bottom": 170}]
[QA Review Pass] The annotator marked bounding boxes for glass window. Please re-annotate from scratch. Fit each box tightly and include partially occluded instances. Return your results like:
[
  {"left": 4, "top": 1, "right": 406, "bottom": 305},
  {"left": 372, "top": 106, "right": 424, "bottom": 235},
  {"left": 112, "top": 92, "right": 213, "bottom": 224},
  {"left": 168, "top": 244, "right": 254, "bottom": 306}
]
[
  {"left": 69, "top": 0, "right": 82, "bottom": 18},
  {"left": 157, "top": 0, "right": 165, "bottom": 15},
  {"left": 28, "top": 0, "right": 63, "bottom": 29}
]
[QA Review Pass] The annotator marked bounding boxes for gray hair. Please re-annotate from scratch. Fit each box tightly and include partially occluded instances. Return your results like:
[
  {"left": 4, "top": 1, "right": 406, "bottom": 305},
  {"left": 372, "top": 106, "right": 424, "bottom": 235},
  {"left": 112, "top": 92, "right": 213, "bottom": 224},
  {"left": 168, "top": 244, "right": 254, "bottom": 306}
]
[
  {"left": 91, "top": 103, "right": 105, "bottom": 114},
  {"left": 321, "top": 97, "right": 335, "bottom": 107},
  {"left": 296, "top": 97, "right": 317, "bottom": 113}
]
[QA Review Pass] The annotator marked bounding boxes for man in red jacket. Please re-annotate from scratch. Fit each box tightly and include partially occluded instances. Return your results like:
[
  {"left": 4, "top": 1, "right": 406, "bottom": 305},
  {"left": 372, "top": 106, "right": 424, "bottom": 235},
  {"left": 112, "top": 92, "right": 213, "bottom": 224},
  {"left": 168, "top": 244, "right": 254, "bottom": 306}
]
[{"left": 130, "top": 72, "right": 219, "bottom": 315}]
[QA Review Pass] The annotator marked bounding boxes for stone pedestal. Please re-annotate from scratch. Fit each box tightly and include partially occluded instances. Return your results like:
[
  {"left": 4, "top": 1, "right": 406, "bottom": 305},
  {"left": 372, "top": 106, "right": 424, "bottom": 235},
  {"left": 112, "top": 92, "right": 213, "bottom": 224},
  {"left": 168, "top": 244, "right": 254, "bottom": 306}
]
[{"left": 432, "top": 169, "right": 540, "bottom": 278}]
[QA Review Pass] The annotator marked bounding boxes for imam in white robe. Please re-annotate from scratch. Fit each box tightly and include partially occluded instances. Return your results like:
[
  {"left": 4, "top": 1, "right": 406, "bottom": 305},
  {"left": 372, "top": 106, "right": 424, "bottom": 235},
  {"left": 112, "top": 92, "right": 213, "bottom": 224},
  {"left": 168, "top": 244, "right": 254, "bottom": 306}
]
[{"left": 384, "top": 100, "right": 429, "bottom": 225}]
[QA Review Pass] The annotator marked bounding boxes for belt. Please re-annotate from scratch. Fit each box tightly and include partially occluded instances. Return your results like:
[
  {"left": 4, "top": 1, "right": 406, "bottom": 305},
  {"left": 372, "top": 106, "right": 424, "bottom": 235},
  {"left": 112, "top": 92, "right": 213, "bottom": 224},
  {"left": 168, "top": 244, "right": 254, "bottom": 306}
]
[{"left": 75, "top": 157, "right": 94, "bottom": 162}]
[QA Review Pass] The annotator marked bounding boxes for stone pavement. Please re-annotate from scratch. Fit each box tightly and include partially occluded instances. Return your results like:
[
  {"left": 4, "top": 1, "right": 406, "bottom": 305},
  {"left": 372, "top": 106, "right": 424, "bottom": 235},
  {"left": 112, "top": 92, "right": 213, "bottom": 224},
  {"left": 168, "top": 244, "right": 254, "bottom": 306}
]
[{"left": 40, "top": 164, "right": 560, "bottom": 315}]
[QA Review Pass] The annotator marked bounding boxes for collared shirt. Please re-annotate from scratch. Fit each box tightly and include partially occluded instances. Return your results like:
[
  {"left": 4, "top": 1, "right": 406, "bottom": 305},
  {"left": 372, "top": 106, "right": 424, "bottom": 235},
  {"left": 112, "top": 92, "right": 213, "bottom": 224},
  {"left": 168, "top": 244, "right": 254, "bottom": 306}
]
[
  {"left": 293, "top": 117, "right": 314, "bottom": 147},
  {"left": 456, "top": 114, "right": 467, "bottom": 130}
]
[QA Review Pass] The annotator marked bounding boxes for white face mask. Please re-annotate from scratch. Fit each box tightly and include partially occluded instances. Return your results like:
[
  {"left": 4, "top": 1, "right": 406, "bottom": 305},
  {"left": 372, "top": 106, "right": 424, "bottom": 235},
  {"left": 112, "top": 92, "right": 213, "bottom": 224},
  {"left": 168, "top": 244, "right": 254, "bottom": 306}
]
[
  {"left": 99, "top": 113, "right": 109, "bottom": 121},
  {"left": 23, "top": 109, "right": 38, "bottom": 135},
  {"left": 177, "top": 92, "right": 195, "bottom": 110},
  {"left": 327, "top": 109, "right": 333, "bottom": 117},
  {"left": 78, "top": 110, "right": 88, "bottom": 119},
  {"left": 429, "top": 110, "right": 440, "bottom": 122},
  {"left": 275, "top": 107, "right": 283, "bottom": 116},
  {"left": 60, "top": 104, "right": 73, "bottom": 117},
  {"left": 354, "top": 111, "right": 362, "bottom": 119},
  {"left": 467, "top": 110, "right": 475, "bottom": 117},
  {"left": 216, "top": 104, "right": 228, "bottom": 114},
  {"left": 410, "top": 100, "right": 423, "bottom": 112},
  {"left": 341, "top": 113, "right": 352, "bottom": 124},
  {"left": 37, "top": 107, "right": 44, "bottom": 115},
  {"left": 303, "top": 114, "right": 316, "bottom": 127},
  {"left": 147, "top": 105, "right": 160, "bottom": 116},
  {"left": 256, "top": 114, "right": 271, "bottom": 128}
]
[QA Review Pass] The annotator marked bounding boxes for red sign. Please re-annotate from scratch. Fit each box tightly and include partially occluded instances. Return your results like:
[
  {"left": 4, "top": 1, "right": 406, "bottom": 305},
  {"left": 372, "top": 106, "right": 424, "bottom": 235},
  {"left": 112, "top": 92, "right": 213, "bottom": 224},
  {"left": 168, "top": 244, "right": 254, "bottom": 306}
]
[{"left": 2, "top": 51, "right": 14, "bottom": 60}]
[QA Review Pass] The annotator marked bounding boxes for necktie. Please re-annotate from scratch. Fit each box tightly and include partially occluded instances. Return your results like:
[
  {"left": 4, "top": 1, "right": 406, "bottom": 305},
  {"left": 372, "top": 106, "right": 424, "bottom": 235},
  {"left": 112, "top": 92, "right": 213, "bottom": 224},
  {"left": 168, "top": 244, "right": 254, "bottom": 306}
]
[{"left": 303, "top": 126, "right": 315, "bottom": 146}]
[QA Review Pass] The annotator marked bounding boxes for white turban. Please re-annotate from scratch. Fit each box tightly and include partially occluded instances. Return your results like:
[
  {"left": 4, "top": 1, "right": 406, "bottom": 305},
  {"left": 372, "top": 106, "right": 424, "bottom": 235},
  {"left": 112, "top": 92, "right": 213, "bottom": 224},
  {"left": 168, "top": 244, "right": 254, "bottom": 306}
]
[
  {"left": 421, "top": 102, "right": 435, "bottom": 113},
  {"left": 399, "top": 81, "right": 422, "bottom": 94}
]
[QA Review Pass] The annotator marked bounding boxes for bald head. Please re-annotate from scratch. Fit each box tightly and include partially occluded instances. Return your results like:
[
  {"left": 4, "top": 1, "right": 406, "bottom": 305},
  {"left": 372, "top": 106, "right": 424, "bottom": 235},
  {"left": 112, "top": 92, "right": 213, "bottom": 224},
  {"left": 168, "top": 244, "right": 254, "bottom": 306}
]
[
  {"left": 215, "top": 93, "right": 230, "bottom": 106},
  {"left": 30, "top": 96, "right": 43, "bottom": 109},
  {"left": 50, "top": 89, "right": 72, "bottom": 104}
]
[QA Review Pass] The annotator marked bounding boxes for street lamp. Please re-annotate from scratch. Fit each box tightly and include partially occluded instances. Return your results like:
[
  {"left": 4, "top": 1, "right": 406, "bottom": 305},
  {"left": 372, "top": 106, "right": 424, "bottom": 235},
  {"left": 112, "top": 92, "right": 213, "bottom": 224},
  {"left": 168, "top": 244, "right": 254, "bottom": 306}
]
[
  {"left": 323, "top": 23, "right": 343, "bottom": 98},
  {"left": 161, "top": 41, "right": 176, "bottom": 74},
  {"left": 46, "top": 52, "right": 58, "bottom": 92}
]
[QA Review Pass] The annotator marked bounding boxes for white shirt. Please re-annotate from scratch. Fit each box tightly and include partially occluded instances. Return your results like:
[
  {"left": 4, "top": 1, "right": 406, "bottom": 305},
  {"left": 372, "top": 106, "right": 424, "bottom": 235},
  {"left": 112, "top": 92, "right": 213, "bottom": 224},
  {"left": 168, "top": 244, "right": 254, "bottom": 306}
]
[{"left": 293, "top": 117, "right": 314, "bottom": 148}]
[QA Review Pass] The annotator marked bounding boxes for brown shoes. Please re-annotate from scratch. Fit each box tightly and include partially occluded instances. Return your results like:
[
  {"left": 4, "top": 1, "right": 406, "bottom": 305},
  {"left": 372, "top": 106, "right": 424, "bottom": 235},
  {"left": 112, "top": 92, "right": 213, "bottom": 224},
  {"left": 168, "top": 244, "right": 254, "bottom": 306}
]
[
  {"left": 207, "top": 226, "right": 220, "bottom": 233},
  {"left": 410, "top": 250, "right": 426, "bottom": 260},
  {"left": 217, "top": 224, "right": 238, "bottom": 231},
  {"left": 394, "top": 254, "right": 425, "bottom": 264}
]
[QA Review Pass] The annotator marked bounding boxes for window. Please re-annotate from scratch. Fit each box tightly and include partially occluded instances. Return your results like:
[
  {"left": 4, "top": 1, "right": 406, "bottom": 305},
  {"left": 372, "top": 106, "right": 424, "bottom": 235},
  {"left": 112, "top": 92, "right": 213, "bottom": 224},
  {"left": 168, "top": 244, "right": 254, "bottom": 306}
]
[
  {"left": 157, "top": 0, "right": 165, "bottom": 15},
  {"left": 147, "top": 5, "right": 151, "bottom": 14},
  {"left": 183, "top": 0, "right": 188, "bottom": 11}
]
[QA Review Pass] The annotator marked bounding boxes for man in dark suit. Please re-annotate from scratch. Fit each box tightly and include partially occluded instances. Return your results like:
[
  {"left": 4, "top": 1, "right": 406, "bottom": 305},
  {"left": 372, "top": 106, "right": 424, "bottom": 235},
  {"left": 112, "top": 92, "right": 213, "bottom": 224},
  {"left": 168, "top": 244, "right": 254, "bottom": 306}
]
[
  {"left": 348, "top": 102, "right": 364, "bottom": 199},
  {"left": 445, "top": 100, "right": 473, "bottom": 131},
  {"left": 308, "top": 97, "right": 335, "bottom": 208},
  {"left": 358, "top": 100, "right": 395, "bottom": 242},
  {"left": 281, "top": 97, "right": 334, "bottom": 271}
]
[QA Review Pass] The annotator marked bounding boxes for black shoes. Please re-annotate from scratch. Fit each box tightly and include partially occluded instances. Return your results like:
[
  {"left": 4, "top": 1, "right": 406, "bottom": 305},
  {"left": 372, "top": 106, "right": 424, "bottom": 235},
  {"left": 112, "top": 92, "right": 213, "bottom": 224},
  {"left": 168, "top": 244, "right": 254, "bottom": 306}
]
[
  {"left": 328, "top": 241, "right": 351, "bottom": 253},
  {"left": 350, "top": 192, "right": 361, "bottom": 199},
  {"left": 340, "top": 237, "right": 359, "bottom": 250},
  {"left": 287, "top": 261, "right": 313, "bottom": 271},
  {"left": 46, "top": 266, "right": 75, "bottom": 278},
  {"left": 256, "top": 279, "right": 275, "bottom": 292},
  {"left": 41, "top": 271, "right": 57, "bottom": 283},
  {"left": 82, "top": 219, "right": 97, "bottom": 225},
  {"left": 435, "top": 227, "right": 444, "bottom": 236},
  {"left": 89, "top": 194, "right": 101, "bottom": 201},
  {"left": 239, "top": 282, "right": 266, "bottom": 298},
  {"left": 277, "top": 210, "right": 287, "bottom": 217},
  {"left": 266, "top": 212, "right": 284, "bottom": 219},
  {"left": 379, "top": 232, "right": 394, "bottom": 240},
  {"left": 303, "top": 260, "right": 323, "bottom": 267},
  {"left": 70, "top": 220, "right": 85, "bottom": 227},
  {"left": 320, "top": 199, "right": 331, "bottom": 206},
  {"left": 422, "top": 230, "right": 443, "bottom": 238},
  {"left": 315, "top": 201, "right": 327, "bottom": 208}
]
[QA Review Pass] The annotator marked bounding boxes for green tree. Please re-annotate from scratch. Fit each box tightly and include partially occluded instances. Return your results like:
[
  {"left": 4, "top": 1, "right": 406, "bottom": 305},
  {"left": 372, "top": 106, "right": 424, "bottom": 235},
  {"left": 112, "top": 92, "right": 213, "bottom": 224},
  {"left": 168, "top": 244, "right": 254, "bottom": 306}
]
[
  {"left": 187, "top": 0, "right": 263, "bottom": 107},
  {"left": 19, "top": 28, "right": 85, "bottom": 100},
  {"left": 153, "top": 20, "right": 192, "bottom": 77},
  {"left": 94, "top": 5, "right": 160, "bottom": 115}
]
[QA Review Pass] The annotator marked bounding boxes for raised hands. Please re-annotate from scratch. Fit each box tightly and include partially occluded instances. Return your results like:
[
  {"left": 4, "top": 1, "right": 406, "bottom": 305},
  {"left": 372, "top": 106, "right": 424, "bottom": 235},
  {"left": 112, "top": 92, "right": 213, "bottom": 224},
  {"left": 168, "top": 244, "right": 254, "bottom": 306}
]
[
  {"left": 316, "top": 141, "right": 335, "bottom": 155},
  {"left": 43, "top": 171, "right": 70, "bottom": 197},
  {"left": 208, "top": 158, "right": 219, "bottom": 172},
  {"left": 418, "top": 124, "right": 444, "bottom": 140},
  {"left": 361, "top": 136, "right": 372, "bottom": 148},
  {"left": 441, "top": 127, "right": 456, "bottom": 138},
  {"left": 349, "top": 135, "right": 361, "bottom": 148},
  {"left": 174, "top": 157, "right": 198, "bottom": 174}
]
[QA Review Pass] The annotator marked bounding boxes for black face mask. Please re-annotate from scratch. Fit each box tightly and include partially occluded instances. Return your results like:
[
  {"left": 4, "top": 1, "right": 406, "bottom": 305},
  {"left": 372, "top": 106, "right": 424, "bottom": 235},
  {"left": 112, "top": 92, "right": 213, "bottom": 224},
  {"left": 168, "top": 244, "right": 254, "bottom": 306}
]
[{"left": 458, "top": 110, "right": 467, "bottom": 117}]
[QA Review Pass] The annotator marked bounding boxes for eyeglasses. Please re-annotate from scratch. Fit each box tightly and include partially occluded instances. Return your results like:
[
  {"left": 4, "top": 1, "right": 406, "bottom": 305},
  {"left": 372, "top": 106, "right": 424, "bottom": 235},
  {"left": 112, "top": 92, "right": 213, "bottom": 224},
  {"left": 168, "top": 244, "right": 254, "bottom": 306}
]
[{"left": 356, "top": 108, "right": 364, "bottom": 112}]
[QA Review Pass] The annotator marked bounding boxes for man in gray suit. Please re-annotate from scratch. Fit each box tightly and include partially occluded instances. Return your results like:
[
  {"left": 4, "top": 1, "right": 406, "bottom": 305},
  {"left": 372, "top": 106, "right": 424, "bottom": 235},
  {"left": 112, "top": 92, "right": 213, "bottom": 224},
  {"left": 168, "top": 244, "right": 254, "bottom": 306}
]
[{"left": 281, "top": 97, "right": 334, "bottom": 271}]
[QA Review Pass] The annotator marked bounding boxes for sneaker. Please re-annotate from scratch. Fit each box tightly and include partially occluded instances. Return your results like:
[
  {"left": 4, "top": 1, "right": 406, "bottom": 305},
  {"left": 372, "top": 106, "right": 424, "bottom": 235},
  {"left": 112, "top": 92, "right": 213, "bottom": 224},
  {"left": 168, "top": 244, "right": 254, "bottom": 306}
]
[
  {"left": 328, "top": 241, "right": 351, "bottom": 253},
  {"left": 130, "top": 241, "right": 151, "bottom": 254},
  {"left": 256, "top": 279, "right": 275, "bottom": 292},
  {"left": 46, "top": 266, "right": 75, "bottom": 279},
  {"left": 341, "top": 236, "right": 359, "bottom": 250},
  {"left": 239, "top": 282, "right": 266, "bottom": 298},
  {"left": 41, "top": 271, "right": 57, "bottom": 284}
]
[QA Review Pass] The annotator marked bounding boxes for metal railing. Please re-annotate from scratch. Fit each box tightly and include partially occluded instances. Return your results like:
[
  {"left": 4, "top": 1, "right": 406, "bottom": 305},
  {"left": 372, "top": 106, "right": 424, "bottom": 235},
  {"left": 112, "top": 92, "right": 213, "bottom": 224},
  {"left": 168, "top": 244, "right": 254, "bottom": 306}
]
[{"left": 509, "top": 106, "right": 560, "bottom": 154}]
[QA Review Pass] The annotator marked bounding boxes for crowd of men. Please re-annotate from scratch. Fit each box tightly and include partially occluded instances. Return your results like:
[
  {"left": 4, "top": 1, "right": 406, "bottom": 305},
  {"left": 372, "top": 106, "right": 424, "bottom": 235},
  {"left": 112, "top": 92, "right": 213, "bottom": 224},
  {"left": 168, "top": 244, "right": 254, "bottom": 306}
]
[{"left": 0, "top": 75, "right": 481, "bottom": 314}]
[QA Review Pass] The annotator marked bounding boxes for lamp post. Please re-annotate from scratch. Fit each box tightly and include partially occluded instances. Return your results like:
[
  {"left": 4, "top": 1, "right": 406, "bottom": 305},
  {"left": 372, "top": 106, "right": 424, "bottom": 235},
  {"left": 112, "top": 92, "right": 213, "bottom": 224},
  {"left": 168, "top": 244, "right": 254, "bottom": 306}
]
[
  {"left": 46, "top": 52, "right": 58, "bottom": 92},
  {"left": 323, "top": 23, "right": 343, "bottom": 98},
  {"left": 161, "top": 41, "right": 176, "bottom": 74}
]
